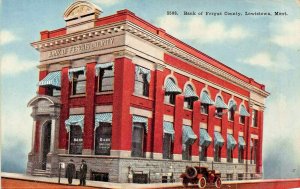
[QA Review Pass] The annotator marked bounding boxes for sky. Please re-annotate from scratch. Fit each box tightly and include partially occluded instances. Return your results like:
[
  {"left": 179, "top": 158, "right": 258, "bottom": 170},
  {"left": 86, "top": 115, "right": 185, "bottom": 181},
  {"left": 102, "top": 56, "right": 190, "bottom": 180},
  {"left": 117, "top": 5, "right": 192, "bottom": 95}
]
[{"left": 1, "top": 0, "right": 300, "bottom": 179}]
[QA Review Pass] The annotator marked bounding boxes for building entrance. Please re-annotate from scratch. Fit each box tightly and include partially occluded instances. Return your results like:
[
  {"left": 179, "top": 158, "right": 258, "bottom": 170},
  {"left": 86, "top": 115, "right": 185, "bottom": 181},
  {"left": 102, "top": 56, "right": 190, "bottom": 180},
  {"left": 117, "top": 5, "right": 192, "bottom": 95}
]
[{"left": 42, "top": 122, "right": 51, "bottom": 170}]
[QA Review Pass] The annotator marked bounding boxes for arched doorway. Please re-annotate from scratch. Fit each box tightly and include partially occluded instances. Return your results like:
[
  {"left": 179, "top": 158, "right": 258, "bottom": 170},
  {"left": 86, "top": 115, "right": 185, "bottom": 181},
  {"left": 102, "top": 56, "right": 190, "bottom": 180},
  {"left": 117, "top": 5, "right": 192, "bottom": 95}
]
[{"left": 42, "top": 121, "right": 51, "bottom": 170}]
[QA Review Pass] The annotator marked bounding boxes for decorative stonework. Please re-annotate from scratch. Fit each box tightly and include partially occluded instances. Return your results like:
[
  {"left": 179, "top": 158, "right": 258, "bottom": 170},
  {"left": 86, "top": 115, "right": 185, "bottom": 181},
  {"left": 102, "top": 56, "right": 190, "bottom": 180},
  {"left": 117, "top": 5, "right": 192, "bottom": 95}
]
[{"left": 64, "top": 0, "right": 102, "bottom": 21}]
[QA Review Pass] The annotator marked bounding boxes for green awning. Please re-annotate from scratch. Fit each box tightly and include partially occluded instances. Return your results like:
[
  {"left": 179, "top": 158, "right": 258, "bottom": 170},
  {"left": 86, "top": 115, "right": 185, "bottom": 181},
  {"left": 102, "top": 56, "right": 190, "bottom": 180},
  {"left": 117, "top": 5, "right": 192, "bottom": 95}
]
[
  {"left": 38, "top": 71, "right": 61, "bottom": 88},
  {"left": 94, "top": 113, "right": 112, "bottom": 130},
  {"left": 95, "top": 62, "right": 114, "bottom": 77},
  {"left": 227, "top": 134, "right": 237, "bottom": 150},
  {"left": 199, "top": 128, "right": 212, "bottom": 147},
  {"left": 135, "top": 66, "right": 151, "bottom": 82},
  {"left": 214, "top": 132, "right": 224, "bottom": 147},
  {"left": 65, "top": 115, "right": 84, "bottom": 132},
  {"left": 163, "top": 121, "right": 175, "bottom": 141},
  {"left": 184, "top": 85, "right": 198, "bottom": 100},
  {"left": 200, "top": 91, "right": 214, "bottom": 105},
  {"left": 182, "top": 125, "right": 197, "bottom": 144},
  {"left": 132, "top": 115, "right": 148, "bottom": 133},
  {"left": 240, "top": 105, "right": 250, "bottom": 116},
  {"left": 215, "top": 96, "right": 228, "bottom": 109},
  {"left": 239, "top": 136, "right": 246, "bottom": 149},
  {"left": 68, "top": 67, "right": 86, "bottom": 81},
  {"left": 165, "top": 78, "right": 182, "bottom": 94}
]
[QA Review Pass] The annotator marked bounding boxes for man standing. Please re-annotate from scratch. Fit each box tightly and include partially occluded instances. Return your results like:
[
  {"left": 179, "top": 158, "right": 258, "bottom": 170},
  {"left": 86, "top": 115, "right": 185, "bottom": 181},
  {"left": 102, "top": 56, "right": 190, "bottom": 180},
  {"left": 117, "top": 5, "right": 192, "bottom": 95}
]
[
  {"left": 66, "top": 159, "right": 75, "bottom": 184},
  {"left": 79, "top": 159, "right": 87, "bottom": 186}
]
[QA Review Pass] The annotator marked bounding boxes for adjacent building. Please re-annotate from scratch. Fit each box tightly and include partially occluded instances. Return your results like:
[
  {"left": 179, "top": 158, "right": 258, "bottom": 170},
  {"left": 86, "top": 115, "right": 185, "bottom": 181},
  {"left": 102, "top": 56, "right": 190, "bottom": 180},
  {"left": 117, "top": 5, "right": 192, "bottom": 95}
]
[{"left": 27, "top": 0, "right": 269, "bottom": 183}]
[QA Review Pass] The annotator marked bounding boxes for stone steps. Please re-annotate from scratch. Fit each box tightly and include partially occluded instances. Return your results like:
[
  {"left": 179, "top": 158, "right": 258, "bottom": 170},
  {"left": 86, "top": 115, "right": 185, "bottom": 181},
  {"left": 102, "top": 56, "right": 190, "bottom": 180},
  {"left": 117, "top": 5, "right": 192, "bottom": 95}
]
[{"left": 32, "top": 169, "right": 50, "bottom": 177}]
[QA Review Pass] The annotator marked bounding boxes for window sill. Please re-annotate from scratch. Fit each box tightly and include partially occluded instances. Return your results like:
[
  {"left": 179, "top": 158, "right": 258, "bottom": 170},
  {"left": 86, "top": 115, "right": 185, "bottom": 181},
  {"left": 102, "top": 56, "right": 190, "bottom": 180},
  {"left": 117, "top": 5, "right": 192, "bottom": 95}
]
[
  {"left": 239, "top": 123, "right": 245, "bottom": 125},
  {"left": 132, "top": 93, "right": 153, "bottom": 101},
  {"left": 201, "top": 113, "right": 208, "bottom": 116},
  {"left": 228, "top": 120, "right": 234, "bottom": 123},
  {"left": 251, "top": 126, "right": 258, "bottom": 129},
  {"left": 164, "top": 103, "right": 175, "bottom": 107},
  {"left": 215, "top": 116, "right": 222, "bottom": 119},
  {"left": 96, "top": 91, "right": 113, "bottom": 95},
  {"left": 184, "top": 108, "right": 193, "bottom": 112},
  {"left": 70, "top": 94, "right": 86, "bottom": 98}
]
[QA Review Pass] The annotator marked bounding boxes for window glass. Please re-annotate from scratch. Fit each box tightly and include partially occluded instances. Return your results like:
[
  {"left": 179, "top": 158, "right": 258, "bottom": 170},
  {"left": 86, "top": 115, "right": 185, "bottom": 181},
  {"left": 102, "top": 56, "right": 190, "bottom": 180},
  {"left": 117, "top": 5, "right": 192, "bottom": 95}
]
[
  {"left": 238, "top": 147, "right": 244, "bottom": 163},
  {"left": 228, "top": 109, "right": 234, "bottom": 121},
  {"left": 69, "top": 125, "right": 83, "bottom": 154},
  {"left": 134, "top": 66, "right": 150, "bottom": 97},
  {"left": 240, "top": 116, "right": 245, "bottom": 124},
  {"left": 164, "top": 94, "right": 176, "bottom": 105},
  {"left": 252, "top": 110, "right": 258, "bottom": 127},
  {"left": 201, "top": 104, "right": 209, "bottom": 114},
  {"left": 95, "top": 123, "right": 112, "bottom": 155},
  {"left": 131, "top": 123, "right": 144, "bottom": 157},
  {"left": 227, "top": 148, "right": 233, "bottom": 163},
  {"left": 214, "top": 146, "right": 221, "bottom": 162},
  {"left": 72, "top": 71, "right": 86, "bottom": 95},
  {"left": 98, "top": 67, "right": 114, "bottom": 92},
  {"left": 184, "top": 98, "right": 194, "bottom": 109},
  {"left": 163, "top": 133, "right": 172, "bottom": 159},
  {"left": 182, "top": 145, "right": 191, "bottom": 160},
  {"left": 200, "top": 146, "right": 207, "bottom": 161},
  {"left": 216, "top": 108, "right": 223, "bottom": 118}
]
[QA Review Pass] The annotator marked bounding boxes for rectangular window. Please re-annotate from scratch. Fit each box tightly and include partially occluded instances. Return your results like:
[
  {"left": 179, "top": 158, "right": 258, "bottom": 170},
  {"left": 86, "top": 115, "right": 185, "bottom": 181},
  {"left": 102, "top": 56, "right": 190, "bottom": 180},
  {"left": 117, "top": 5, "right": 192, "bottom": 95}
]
[
  {"left": 52, "top": 88, "right": 61, "bottom": 96},
  {"left": 164, "top": 94, "right": 176, "bottom": 105},
  {"left": 72, "top": 70, "right": 86, "bottom": 95},
  {"left": 200, "top": 146, "right": 207, "bottom": 161},
  {"left": 226, "top": 174, "right": 233, "bottom": 181},
  {"left": 182, "top": 145, "right": 191, "bottom": 160},
  {"left": 253, "top": 140, "right": 258, "bottom": 164},
  {"left": 134, "top": 66, "right": 150, "bottom": 97},
  {"left": 131, "top": 123, "right": 144, "bottom": 157},
  {"left": 227, "top": 148, "right": 233, "bottom": 163},
  {"left": 252, "top": 110, "right": 258, "bottom": 127},
  {"left": 69, "top": 125, "right": 83, "bottom": 154},
  {"left": 214, "top": 146, "right": 221, "bottom": 162},
  {"left": 163, "top": 133, "right": 172, "bottom": 159},
  {"left": 184, "top": 98, "right": 194, "bottom": 109},
  {"left": 240, "top": 115, "right": 245, "bottom": 124},
  {"left": 95, "top": 123, "right": 112, "bottom": 155},
  {"left": 216, "top": 108, "right": 223, "bottom": 118},
  {"left": 238, "top": 147, "right": 244, "bottom": 163},
  {"left": 238, "top": 174, "right": 244, "bottom": 180},
  {"left": 98, "top": 67, "right": 114, "bottom": 92},
  {"left": 201, "top": 104, "right": 209, "bottom": 114}
]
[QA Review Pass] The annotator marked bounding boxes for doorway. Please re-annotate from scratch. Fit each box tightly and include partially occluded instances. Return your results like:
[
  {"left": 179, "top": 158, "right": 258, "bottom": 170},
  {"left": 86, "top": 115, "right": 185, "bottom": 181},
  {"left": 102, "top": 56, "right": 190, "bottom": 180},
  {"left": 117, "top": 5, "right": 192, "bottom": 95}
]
[{"left": 42, "top": 122, "right": 51, "bottom": 170}]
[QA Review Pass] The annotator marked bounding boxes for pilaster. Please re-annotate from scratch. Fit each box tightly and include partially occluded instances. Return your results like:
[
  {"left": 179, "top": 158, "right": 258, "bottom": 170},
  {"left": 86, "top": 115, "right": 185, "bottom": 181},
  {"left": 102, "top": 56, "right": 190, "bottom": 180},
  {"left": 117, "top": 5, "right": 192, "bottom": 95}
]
[{"left": 174, "top": 94, "right": 184, "bottom": 157}]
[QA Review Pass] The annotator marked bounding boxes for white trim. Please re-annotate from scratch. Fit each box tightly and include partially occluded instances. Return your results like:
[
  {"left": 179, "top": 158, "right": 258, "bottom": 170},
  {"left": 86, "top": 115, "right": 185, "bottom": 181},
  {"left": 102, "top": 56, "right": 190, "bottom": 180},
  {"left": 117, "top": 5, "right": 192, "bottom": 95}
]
[
  {"left": 239, "top": 132, "right": 244, "bottom": 137},
  {"left": 173, "top": 154, "right": 181, "bottom": 160},
  {"left": 221, "top": 158, "right": 227, "bottom": 163},
  {"left": 95, "top": 105, "right": 113, "bottom": 113},
  {"left": 233, "top": 158, "right": 239, "bottom": 163},
  {"left": 227, "top": 129, "right": 233, "bottom": 134},
  {"left": 200, "top": 123, "right": 207, "bottom": 129},
  {"left": 163, "top": 115, "right": 174, "bottom": 122},
  {"left": 251, "top": 134, "right": 259, "bottom": 139},
  {"left": 183, "top": 119, "right": 191, "bottom": 126},
  {"left": 214, "top": 126, "right": 221, "bottom": 132},
  {"left": 69, "top": 107, "right": 84, "bottom": 115},
  {"left": 97, "top": 54, "right": 114, "bottom": 64},
  {"left": 153, "top": 153, "right": 163, "bottom": 159},
  {"left": 130, "top": 107, "right": 153, "bottom": 118},
  {"left": 191, "top": 156, "right": 199, "bottom": 162},
  {"left": 110, "top": 150, "right": 131, "bottom": 157}
]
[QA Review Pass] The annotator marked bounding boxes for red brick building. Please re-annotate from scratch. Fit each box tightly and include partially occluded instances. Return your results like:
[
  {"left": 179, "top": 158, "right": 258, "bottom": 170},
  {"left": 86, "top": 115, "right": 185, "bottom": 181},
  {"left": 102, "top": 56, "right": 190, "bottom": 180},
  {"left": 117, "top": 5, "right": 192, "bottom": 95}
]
[{"left": 27, "top": 0, "right": 269, "bottom": 183}]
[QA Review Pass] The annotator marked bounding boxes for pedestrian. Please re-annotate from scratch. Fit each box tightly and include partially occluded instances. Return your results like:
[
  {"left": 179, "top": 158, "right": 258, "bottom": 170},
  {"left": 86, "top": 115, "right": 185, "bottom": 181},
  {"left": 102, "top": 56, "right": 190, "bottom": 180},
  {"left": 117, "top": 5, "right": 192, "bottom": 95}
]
[
  {"left": 79, "top": 159, "right": 87, "bottom": 186},
  {"left": 66, "top": 159, "right": 75, "bottom": 184}
]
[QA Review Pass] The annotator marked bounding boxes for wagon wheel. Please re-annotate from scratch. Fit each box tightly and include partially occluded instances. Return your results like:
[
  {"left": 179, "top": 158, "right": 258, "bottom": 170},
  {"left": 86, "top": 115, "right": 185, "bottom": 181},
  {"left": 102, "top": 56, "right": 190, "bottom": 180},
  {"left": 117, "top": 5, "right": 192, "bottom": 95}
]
[
  {"left": 198, "top": 177, "right": 206, "bottom": 188},
  {"left": 182, "top": 178, "right": 188, "bottom": 187},
  {"left": 215, "top": 177, "right": 222, "bottom": 188}
]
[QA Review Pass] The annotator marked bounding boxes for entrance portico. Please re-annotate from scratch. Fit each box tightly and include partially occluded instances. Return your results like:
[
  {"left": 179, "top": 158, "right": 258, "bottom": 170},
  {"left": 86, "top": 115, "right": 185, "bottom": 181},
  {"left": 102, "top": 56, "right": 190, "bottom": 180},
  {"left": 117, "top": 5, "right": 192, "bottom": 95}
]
[{"left": 27, "top": 95, "right": 60, "bottom": 176}]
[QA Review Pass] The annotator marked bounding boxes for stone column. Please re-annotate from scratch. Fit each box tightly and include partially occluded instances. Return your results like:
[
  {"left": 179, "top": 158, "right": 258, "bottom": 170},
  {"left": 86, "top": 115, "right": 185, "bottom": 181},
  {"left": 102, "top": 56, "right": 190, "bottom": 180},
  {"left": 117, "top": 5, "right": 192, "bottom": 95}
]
[
  {"left": 30, "top": 119, "right": 37, "bottom": 154},
  {"left": 50, "top": 116, "right": 57, "bottom": 153}
]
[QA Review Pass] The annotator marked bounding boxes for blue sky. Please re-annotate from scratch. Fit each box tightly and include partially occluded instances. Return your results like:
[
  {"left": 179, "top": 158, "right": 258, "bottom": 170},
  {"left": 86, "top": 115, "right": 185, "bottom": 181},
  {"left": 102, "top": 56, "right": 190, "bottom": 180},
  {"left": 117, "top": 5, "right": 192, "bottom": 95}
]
[{"left": 1, "top": 0, "right": 299, "bottom": 178}]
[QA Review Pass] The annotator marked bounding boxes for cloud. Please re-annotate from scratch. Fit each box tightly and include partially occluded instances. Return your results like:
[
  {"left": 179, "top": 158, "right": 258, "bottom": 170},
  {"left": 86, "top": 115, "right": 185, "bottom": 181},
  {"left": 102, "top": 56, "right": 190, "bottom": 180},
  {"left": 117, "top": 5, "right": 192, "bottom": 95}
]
[
  {"left": 92, "top": 0, "right": 124, "bottom": 6},
  {"left": 0, "top": 54, "right": 36, "bottom": 76},
  {"left": 270, "top": 19, "right": 300, "bottom": 48},
  {"left": 156, "top": 16, "right": 250, "bottom": 44},
  {"left": 240, "top": 52, "right": 292, "bottom": 72},
  {"left": 0, "top": 30, "right": 19, "bottom": 45}
]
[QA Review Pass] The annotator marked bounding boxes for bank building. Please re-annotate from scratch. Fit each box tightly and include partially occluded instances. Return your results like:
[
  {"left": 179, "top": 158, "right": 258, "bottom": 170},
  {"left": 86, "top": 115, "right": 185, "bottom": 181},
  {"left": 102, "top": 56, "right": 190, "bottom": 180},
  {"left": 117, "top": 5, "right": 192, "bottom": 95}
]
[{"left": 27, "top": 0, "right": 269, "bottom": 183}]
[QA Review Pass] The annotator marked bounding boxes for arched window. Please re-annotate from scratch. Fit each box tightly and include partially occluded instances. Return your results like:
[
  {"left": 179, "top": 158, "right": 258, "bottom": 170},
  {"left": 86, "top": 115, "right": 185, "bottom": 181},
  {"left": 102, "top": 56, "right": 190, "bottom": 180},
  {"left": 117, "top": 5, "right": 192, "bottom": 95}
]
[
  {"left": 183, "top": 84, "right": 198, "bottom": 109},
  {"left": 228, "top": 100, "right": 237, "bottom": 121},
  {"left": 164, "top": 78, "right": 181, "bottom": 105},
  {"left": 239, "top": 105, "right": 250, "bottom": 124},
  {"left": 215, "top": 96, "right": 228, "bottom": 118},
  {"left": 200, "top": 91, "right": 214, "bottom": 114}
]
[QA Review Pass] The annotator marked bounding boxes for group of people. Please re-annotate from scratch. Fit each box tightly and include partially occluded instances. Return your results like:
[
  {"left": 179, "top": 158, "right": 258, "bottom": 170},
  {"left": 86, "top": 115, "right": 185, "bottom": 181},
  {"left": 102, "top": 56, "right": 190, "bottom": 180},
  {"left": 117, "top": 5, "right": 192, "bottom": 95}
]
[{"left": 66, "top": 159, "right": 88, "bottom": 186}]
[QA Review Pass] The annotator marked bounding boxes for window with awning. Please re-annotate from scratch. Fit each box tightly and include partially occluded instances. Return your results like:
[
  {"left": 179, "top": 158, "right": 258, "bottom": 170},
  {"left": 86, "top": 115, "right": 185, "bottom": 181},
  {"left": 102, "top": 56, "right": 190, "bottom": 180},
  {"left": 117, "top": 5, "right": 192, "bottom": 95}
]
[
  {"left": 228, "top": 100, "right": 236, "bottom": 121},
  {"left": 215, "top": 96, "right": 228, "bottom": 109},
  {"left": 165, "top": 78, "right": 182, "bottom": 94},
  {"left": 240, "top": 105, "right": 250, "bottom": 124},
  {"left": 227, "top": 134, "right": 237, "bottom": 150},
  {"left": 238, "top": 136, "right": 246, "bottom": 149},
  {"left": 182, "top": 125, "right": 197, "bottom": 160},
  {"left": 238, "top": 136, "right": 246, "bottom": 163},
  {"left": 163, "top": 121, "right": 174, "bottom": 159},
  {"left": 65, "top": 115, "right": 84, "bottom": 132},
  {"left": 95, "top": 63, "right": 114, "bottom": 92},
  {"left": 94, "top": 113, "right": 112, "bottom": 130},
  {"left": 184, "top": 85, "right": 198, "bottom": 109},
  {"left": 68, "top": 67, "right": 86, "bottom": 95},
  {"left": 38, "top": 71, "right": 61, "bottom": 88},
  {"left": 199, "top": 128, "right": 212, "bottom": 147},
  {"left": 200, "top": 91, "right": 214, "bottom": 114},
  {"left": 94, "top": 113, "right": 112, "bottom": 155},
  {"left": 132, "top": 115, "right": 148, "bottom": 133},
  {"left": 214, "top": 131, "right": 224, "bottom": 147},
  {"left": 68, "top": 67, "right": 86, "bottom": 80}
]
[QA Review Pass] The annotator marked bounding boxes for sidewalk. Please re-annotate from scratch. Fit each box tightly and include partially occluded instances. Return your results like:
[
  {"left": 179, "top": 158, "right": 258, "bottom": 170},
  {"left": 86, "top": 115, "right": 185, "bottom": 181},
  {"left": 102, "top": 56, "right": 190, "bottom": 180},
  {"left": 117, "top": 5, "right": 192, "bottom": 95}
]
[{"left": 1, "top": 172, "right": 181, "bottom": 189}]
